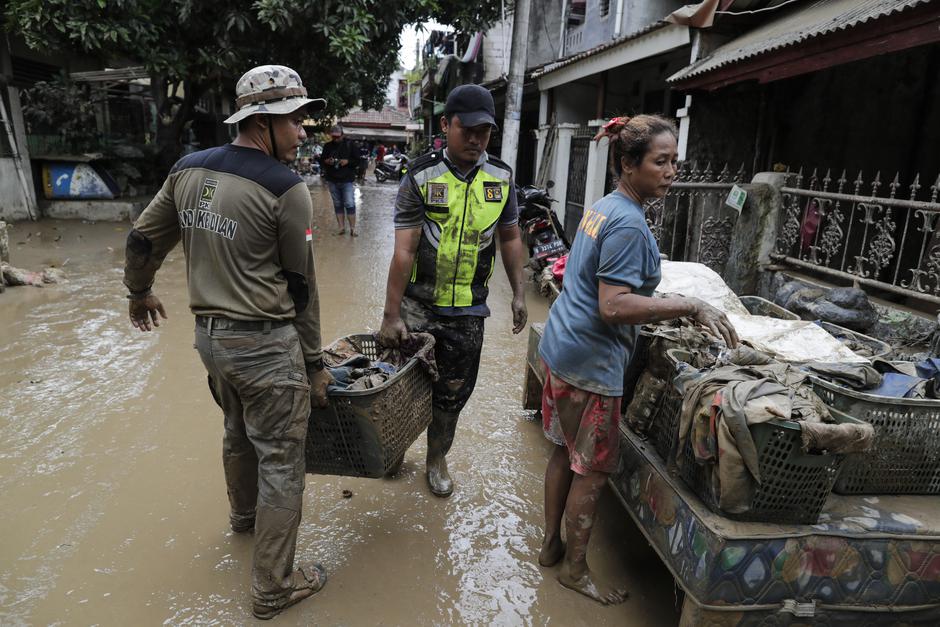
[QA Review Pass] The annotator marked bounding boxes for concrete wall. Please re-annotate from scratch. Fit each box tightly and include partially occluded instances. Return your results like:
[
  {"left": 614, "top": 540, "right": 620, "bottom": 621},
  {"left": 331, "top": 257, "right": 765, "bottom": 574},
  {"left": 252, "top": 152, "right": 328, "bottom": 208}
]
[
  {"left": 0, "top": 160, "right": 32, "bottom": 221},
  {"left": 564, "top": 0, "right": 685, "bottom": 57},
  {"left": 482, "top": 2, "right": 564, "bottom": 83},
  {"left": 621, "top": 0, "right": 683, "bottom": 35},
  {"left": 724, "top": 181, "right": 781, "bottom": 296},
  {"left": 528, "top": 0, "right": 565, "bottom": 68},
  {"left": 483, "top": 18, "right": 512, "bottom": 83},
  {"left": 566, "top": 1, "right": 617, "bottom": 54}
]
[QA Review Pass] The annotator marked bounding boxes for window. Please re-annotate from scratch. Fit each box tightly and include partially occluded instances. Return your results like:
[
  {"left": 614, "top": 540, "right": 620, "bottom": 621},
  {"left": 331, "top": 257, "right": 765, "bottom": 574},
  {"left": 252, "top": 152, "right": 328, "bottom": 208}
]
[
  {"left": 398, "top": 80, "right": 408, "bottom": 109},
  {"left": 568, "top": 0, "right": 586, "bottom": 25},
  {"left": 599, "top": 0, "right": 610, "bottom": 18}
]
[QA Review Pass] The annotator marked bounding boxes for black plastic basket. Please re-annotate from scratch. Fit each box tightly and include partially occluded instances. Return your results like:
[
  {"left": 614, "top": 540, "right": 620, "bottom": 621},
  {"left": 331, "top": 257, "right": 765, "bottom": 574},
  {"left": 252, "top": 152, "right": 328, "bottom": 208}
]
[
  {"left": 811, "top": 377, "right": 940, "bottom": 494},
  {"left": 305, "top": 335, "right": 433, "bottom": 478},
  {"left": 655, "top": 349, "right": 852, "bottom": 524}
]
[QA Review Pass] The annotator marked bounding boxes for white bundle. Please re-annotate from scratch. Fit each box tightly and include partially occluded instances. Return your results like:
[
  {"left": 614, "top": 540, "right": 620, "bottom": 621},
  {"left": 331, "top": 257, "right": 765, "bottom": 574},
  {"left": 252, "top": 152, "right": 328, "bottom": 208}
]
[{"left": 656, "top": 261, "right": 868, "bottom": 364}]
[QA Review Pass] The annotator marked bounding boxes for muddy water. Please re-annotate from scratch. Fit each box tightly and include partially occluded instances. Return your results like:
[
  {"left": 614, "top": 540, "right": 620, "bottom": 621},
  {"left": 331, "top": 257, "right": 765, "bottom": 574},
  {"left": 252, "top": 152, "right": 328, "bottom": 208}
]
[{"left": 0, "top": 179, "right": 680, "bottom": 625}]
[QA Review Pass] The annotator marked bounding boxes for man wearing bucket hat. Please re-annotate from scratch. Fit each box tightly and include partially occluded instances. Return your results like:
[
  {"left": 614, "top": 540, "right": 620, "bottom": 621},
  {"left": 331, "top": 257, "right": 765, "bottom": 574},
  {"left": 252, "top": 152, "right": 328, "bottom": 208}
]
[
  {"left": 123, "top": 64, "right": 332, "bottom": 620},
  {"left": 378, "top": 84, "right": 528, "bottom": 497}
]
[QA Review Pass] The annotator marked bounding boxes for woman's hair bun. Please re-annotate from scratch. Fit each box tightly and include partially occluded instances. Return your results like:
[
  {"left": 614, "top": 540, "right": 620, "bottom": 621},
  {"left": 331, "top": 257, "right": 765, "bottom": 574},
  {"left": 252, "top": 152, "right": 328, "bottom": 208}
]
[{"left": 593, "top": 116, "right": 631, "bottom": 142}]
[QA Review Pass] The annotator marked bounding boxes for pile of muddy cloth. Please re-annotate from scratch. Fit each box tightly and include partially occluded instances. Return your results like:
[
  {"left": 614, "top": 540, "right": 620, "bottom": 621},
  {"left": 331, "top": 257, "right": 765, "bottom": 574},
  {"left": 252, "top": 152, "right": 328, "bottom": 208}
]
[
  {"left": 808, "top": 358, "right": 940, "bottom": 399},
  {"left": 655, "top": 261, "right": 868, "bottom": 363},
  {"left": 322, "top": 332, "right": 438, "bottom": 392},
  {"left": 674, "top": 346, "right": 874, "bottom": 515}
]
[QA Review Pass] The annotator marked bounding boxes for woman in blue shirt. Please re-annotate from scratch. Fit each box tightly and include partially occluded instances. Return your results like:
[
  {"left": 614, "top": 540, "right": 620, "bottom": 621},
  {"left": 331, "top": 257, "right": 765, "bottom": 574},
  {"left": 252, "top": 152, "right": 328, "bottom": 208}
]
[{"left": 537, "top": 115, "right": 738, "bottom": 604}]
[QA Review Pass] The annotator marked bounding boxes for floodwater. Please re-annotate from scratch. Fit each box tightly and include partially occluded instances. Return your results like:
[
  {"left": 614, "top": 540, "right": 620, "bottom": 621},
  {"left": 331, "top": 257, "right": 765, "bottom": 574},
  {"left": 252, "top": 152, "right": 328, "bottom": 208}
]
[{"left": 0, "top": 178, "right": 680, "bottom": 625}]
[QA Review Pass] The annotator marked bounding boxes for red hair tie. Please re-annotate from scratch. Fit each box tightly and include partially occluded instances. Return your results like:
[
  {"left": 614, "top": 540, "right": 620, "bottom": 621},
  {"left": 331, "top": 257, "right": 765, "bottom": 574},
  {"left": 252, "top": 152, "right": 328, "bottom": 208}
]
[{"left": 593, "top": 116, "right": 630, "bottom": 141}]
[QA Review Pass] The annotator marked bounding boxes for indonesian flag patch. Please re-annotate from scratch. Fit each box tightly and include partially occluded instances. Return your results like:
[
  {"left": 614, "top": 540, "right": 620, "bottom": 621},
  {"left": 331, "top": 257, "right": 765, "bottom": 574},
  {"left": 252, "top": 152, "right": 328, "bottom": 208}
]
[{"left": 305, "top": 228, "right": 313, "bottom": 242}]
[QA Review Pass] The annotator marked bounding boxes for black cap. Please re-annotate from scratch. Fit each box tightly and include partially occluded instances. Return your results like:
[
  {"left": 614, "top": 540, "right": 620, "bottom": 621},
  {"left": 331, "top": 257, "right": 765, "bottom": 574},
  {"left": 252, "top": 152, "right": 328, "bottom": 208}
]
[{"left": 444, "top": 84, "right": 498, "bottom": 129}]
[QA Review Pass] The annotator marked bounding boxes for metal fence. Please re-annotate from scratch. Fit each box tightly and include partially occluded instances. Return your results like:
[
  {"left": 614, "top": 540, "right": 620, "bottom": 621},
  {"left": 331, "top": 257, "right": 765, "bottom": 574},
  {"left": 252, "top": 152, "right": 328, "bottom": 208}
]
[
  {"left": 646, "top": 162, "right": 748, "bottom": 275},
  {"left": 564, "top": 127, "right": 592, "bottom": 242},
  {"left": 771, "top": 168, "right": 940, "bottom": 306}
]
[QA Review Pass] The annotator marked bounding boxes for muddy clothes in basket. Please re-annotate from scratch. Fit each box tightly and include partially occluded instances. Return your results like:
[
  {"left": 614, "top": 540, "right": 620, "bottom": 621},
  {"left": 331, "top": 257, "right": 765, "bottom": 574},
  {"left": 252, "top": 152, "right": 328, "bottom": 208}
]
[
  {"left": 613, "top": 426, "right": 940, "bottom": 621},
  {"left": 323, "top": 333, "right": 438, "bottom": 382},
  {"left": 307, "top": 334, "right": 436, "bottom": 478},
  {"left": 675, "top": 349, "right": 873, "bottom": 515}
]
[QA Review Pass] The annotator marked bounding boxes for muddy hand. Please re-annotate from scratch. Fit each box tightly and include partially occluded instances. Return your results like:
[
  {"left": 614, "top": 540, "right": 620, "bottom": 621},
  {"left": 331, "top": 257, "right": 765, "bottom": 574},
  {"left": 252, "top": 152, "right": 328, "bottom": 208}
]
[
  {"left": 378, "top": 315, "right": 409, "bottom": 347},
  {"left": 690, "top": 298, "right": 739, "bottom": 348},
  {"left": 511, "top": 297, "right": 527, "bottom": 334},
  {"left": 309, "top": 368, "right": 333, "bottom": 409},
  {"left": 128, "top": 293, "right": 167, "bottom": 332}
]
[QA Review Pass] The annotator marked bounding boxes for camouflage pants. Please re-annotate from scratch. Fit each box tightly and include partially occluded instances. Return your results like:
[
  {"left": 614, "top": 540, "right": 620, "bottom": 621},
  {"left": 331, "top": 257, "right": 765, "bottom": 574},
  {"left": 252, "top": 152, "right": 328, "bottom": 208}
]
[
  {"left": 401, "top": 297, "right": 484, "bottom": 456},
  {"left": 194, "top": 320, "right": 311, "bottom": 608}
]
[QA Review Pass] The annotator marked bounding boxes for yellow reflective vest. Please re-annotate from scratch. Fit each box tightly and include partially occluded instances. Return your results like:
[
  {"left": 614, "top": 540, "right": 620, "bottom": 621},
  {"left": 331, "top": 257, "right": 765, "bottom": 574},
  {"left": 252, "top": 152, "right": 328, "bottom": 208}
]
[{"left": 405, "top": 151, "right": 513, "bottom": 309}]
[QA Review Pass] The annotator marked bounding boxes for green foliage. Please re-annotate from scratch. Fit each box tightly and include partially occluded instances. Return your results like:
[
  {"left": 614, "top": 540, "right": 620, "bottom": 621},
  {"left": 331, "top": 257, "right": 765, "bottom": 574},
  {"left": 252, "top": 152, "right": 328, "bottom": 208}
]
[
  {"left": 20, "top": 73, "right": 102, "bottom": 151},
  {"left": 3, "top": 0, "right": 509, "bottom": 120}
]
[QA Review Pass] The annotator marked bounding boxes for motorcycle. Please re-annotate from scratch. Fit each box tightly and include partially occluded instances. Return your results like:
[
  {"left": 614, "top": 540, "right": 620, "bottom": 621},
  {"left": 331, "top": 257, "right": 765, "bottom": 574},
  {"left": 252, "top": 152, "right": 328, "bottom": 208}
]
[
  {"left": 517, "top": 184, "right": 568, "bottom": 273},
  {"left": 375, "top": 154, "right": 408, "bottom": 183}
]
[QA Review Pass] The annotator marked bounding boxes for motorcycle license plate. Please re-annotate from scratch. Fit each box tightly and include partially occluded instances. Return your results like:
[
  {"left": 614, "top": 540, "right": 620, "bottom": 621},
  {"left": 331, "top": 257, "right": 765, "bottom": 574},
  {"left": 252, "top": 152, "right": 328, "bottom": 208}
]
[{"left": 533, "top": 240, "right": 565, "bottom": 258}]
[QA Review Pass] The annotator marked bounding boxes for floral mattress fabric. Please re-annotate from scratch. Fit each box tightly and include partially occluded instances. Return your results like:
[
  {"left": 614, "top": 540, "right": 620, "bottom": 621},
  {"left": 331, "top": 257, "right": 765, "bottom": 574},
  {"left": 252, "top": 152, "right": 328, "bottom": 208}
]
[{"left": 612, "top": 426, "right": 940, "bottom": 613}]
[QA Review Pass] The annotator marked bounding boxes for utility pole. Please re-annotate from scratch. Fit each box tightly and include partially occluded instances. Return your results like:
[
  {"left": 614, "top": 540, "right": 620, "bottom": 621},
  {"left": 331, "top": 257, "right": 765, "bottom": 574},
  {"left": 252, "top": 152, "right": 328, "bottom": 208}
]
[{"left": 500, "top": 0, "right": 531, "bottom": 173}]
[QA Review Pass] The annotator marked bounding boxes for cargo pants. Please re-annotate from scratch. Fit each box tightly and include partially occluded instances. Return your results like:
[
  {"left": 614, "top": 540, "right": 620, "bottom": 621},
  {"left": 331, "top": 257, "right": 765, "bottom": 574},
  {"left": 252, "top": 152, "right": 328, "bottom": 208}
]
[
  {"left": 194, "top": 320, "right": 311, "bottom": 609},
  {"left": 401, "top": 297, "right": 484, "bottom": 457}
]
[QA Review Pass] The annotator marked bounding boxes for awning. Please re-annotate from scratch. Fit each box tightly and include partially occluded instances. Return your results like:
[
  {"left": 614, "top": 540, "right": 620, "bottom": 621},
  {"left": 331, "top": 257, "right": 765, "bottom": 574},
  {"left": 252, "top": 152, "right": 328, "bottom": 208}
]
[
  {"left": 70, "top": 66, "right": 150, "bottom": 83},
  {"left": 533, "top": 23, "right": 690, "bottom": 91},
  {"left": 669, "top": 0, "right": 940, "bottom": 90},
  {"left": 341, "top": 127, "right": 412, "bottom": 142}
]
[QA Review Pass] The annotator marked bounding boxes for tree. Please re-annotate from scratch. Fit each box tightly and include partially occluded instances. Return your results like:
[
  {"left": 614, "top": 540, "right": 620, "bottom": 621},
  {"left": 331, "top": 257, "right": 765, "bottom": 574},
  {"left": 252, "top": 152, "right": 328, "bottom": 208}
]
[{"left": 3, "top": 0, "right": 507, "bottom": 173}]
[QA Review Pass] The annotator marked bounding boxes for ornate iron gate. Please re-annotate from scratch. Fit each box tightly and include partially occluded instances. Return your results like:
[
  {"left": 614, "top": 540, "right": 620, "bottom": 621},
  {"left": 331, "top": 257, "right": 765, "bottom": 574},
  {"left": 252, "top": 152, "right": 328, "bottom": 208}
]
[
  {"left": 646, "top": 162, "right": 748, "bottom": 275},
  {"left": 772, "top": 169, "right": 940, "bottom": 306},
  {"left": 564, "top": 127, "right": 592, "bottom": 242}
]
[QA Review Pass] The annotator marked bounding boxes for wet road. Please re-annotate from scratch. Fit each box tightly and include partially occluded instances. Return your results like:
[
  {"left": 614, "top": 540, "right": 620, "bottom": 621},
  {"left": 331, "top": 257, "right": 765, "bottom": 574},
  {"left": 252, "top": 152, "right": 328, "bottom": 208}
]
[{"left": 0, "top": 177, "right": 680, "bottom": 625}]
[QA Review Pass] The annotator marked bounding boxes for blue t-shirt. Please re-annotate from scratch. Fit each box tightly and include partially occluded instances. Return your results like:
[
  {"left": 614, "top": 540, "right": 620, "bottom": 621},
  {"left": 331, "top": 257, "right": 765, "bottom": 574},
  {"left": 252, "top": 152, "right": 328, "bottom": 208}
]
[{"left": 539, "top": 190, "right": 661, "bottom": 396}]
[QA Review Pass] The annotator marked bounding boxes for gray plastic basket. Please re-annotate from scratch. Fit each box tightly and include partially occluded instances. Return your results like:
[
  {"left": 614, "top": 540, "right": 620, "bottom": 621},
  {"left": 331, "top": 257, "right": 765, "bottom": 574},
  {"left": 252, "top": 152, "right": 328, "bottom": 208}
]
[
  {"left": 305, "top": 335, "right": 433, "bottom": 478},
  {"left": 739, "top": 295, "right": 800, "bottom": 320},
  {"left": 811, "top": 377, "right": 940, "bottom": 494},
  {"left": 656, "top": 349, "right": 853, "bottom": 524},
  {"left": 816, "top": 321, "right": 891, "bottom": 360},
  {"left": 740, "top": 296, "right": 890, "bottom": 359}
]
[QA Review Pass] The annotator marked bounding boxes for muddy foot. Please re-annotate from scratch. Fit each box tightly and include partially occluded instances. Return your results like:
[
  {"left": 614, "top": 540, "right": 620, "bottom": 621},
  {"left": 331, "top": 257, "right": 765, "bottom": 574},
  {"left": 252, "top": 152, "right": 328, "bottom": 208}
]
[
  {"left": 350, "top": 230, "right": 359, "bottom": 237},
  {"left": 538, "top": 536, "right": 565, "bottom": 567},
  {"left": 336, "top": 228, "right": 346, "bottom": 235},
  {"left": 557, "top": 563, "right": 628, "bottom": 605}
]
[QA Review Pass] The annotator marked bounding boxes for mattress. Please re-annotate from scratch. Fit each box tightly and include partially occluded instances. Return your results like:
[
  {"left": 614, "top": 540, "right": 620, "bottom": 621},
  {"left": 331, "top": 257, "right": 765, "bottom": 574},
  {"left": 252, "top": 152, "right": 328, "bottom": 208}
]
[{"left": 612, "top": 426, "right": 940, "bottom": 622}]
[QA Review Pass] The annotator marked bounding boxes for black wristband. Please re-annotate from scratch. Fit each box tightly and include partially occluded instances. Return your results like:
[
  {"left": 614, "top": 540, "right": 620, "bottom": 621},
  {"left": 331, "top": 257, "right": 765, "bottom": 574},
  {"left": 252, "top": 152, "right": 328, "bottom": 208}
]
[{"left": 306, "top": 358, "right": 324, "bottom": 372}]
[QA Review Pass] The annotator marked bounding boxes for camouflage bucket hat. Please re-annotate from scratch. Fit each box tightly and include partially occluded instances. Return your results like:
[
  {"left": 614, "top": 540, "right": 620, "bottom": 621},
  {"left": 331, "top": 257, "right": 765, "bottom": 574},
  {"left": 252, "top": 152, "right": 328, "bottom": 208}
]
[{"left": 223, "top": 64, "right": 326, "bottom": 125}]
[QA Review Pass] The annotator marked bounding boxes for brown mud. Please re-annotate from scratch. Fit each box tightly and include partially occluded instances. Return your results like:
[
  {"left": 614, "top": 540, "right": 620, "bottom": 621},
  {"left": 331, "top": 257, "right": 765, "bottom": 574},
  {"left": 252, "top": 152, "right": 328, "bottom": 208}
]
[{"left": 0, "top": 179, "right": 680, "bottom": 625}]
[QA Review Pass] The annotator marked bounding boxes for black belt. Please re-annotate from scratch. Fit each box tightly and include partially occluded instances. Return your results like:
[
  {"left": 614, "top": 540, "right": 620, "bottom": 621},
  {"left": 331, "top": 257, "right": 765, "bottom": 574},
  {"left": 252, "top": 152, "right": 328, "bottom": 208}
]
[{"left": 195, "top": 315, "right": 292, "bottom": 332}]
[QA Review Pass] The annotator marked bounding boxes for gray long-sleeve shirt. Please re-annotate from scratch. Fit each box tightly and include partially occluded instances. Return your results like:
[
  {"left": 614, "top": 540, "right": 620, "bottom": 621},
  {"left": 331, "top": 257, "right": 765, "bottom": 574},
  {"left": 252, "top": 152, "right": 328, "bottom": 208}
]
[{"left": 124, "top": 144, "right": 322, "bottom": 364}]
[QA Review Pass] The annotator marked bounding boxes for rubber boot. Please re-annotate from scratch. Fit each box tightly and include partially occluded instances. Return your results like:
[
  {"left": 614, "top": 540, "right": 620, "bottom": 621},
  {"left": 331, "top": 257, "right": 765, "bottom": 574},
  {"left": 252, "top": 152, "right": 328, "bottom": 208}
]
[{"left": 426, "top": 408, "right": 459, "bottom": 497}]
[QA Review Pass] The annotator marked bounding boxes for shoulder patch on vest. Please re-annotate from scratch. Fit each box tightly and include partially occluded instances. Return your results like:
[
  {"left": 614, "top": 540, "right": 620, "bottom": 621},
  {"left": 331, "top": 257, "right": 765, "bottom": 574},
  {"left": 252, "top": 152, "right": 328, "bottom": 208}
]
[{"left": 427, "top": 182, "right": 449, "bottom": 205}]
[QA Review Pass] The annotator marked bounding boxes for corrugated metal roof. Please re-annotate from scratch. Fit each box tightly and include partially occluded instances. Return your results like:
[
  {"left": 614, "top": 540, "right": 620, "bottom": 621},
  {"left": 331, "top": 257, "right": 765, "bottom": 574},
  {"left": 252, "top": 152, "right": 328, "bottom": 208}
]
[
  {"left": 531, "top": 21, "right": 670, "bottom": 79},
  {"left": 339, "top": 107, "right": 412, "bottom": 128},
  {"left": 71, "top": 66, "right": 149, "bottom": 83},
  {"left": 669, "top": 0, "right": 934, "bottom": 83}
]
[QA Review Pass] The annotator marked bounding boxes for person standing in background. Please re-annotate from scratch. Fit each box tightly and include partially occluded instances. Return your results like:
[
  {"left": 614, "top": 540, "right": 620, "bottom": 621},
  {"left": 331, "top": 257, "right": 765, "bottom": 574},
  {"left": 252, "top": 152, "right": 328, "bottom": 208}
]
[{"left": 320, "top": 125, "right": 358, "bottom": 236}]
